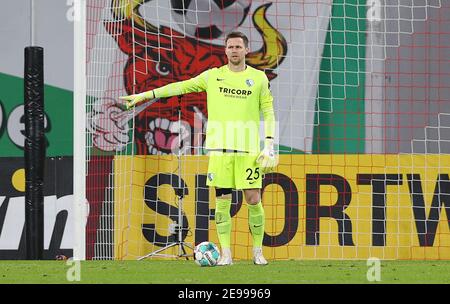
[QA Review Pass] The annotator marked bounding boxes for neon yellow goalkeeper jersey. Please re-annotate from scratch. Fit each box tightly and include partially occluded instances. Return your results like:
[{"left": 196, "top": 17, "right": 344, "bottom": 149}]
[{"left": 153, "top": 65, "right": 275, "bottom": 154}]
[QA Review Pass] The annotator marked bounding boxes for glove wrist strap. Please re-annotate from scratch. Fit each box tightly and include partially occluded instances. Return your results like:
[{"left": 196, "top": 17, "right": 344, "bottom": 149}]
[
  {"left": 264, "top": 138, "right": 274, "bottom": 149},
  {"left": 142, "top": 90, "right": 154, "bottom": 99}
]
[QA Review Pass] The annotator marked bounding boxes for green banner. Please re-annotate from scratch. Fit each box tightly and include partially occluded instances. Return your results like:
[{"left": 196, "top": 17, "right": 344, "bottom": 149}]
[
  {"left": 0, "top": 72, "right": 73, "bottom": 157},
  {"left": 312, "top": 0, "right": 367, "bottom": 153}
]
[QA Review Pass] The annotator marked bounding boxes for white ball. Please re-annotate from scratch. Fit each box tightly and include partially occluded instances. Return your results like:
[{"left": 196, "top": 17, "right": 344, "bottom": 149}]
[
  {"left": 193, "top": 241, "right": 221, "bottom": 266},
  {"left": 171, "top": 0, "right": 252, "bottom": 39}
]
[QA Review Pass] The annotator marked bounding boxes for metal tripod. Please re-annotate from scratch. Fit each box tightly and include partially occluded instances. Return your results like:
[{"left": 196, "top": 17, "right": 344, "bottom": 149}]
[{"left": 138, "top": 96, "right": 194, "bottom": 260}]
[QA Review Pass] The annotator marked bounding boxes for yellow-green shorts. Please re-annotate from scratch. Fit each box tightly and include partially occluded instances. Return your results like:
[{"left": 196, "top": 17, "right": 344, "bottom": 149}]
[{"left": 206, "top": 151, "right": 262, "bottom": 189}]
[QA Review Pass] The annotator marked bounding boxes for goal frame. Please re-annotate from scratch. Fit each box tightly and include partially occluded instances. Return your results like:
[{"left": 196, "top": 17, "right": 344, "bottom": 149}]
[{"left": 73, "top": 0, "right": 87, "bottom": 261}]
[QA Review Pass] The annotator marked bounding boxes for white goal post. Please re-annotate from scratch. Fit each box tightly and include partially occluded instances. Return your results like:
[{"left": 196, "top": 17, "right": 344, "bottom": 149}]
[{"left": 73, "top": 0, "right": 87, "bottom": 261}]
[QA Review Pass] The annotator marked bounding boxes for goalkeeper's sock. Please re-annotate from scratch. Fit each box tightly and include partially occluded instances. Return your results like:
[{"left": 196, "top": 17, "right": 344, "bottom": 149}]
[
  {"left": 215, "top": 197, "right": 232, "bottom": 249},
  {"left": 247, "top": 201, "right": 265, "bottom": 248}
]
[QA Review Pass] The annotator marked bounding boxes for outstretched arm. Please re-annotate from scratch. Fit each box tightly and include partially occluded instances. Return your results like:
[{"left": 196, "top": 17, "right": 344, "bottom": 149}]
[{"left": 119, "top": 70, "right": 209, "bottom": 109}]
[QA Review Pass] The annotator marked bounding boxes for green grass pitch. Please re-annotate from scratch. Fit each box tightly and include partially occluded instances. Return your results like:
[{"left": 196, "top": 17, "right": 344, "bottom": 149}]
[{"left": 1, "top": 260, "right": 450, "bottom": 284}]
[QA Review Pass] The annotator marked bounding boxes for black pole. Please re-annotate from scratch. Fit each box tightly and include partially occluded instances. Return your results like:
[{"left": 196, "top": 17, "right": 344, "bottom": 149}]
[{"left": 24, "top": 46, "right": 45, "bottom": 260}]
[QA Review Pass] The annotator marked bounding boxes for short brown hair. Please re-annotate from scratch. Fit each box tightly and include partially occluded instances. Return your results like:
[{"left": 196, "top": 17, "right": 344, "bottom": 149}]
[{"left": 225, "top": 31, "right": 249, "bottom": 48}]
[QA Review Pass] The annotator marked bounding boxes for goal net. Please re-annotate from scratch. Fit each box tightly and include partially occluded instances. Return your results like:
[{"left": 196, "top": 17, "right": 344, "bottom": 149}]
[{"left": 76, "top": 0, "right": 450, "bottom": 260}]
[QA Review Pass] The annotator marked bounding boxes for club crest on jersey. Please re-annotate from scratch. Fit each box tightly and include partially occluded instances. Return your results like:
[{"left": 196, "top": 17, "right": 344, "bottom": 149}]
[
  {"left": 207, "top": 173, "right": 214, "bottom": 181},
  {"left": 246, "top": 79, "right": 254, "bottom": 87}
]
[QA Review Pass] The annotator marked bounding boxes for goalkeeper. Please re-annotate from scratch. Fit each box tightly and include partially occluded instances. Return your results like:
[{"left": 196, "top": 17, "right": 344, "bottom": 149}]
[{"left": 120, "top": 31, "right": 276, "bottom": 266}]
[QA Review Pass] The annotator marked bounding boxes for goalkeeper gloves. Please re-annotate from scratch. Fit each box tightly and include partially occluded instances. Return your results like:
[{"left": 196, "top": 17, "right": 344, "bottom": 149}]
[
  {"left": 119, "top": 90, "right": 155, "bottom": 110},
  {"left": 256, "top": 137, "right": 277, "bottom": 173}
]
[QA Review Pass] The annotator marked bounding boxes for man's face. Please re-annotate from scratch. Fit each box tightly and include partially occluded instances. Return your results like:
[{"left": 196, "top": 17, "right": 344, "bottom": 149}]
[{"left": 225, "top": 37, "right": 249, "bottom": 66}]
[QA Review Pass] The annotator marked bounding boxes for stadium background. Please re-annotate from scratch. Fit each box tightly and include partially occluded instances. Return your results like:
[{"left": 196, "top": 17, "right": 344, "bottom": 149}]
[{"left": 0, "top": 0, "right": 449, "bottom": 260}]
